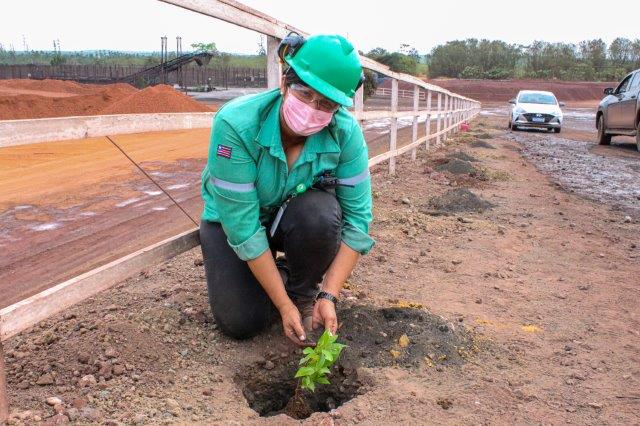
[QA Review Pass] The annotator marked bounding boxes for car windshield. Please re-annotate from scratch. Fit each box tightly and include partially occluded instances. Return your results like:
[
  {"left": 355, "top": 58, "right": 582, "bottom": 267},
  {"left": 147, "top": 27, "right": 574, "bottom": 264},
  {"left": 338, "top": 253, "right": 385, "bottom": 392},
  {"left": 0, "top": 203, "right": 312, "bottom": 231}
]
[{"left": 518, "top": 93, "right": 557, "bottom": 105}]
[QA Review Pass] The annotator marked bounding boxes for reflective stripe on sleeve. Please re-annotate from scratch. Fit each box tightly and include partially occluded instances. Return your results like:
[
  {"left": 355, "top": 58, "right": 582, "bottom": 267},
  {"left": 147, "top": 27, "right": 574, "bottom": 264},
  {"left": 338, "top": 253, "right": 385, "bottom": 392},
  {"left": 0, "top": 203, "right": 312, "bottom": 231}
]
[
  {"left": 210, "top": 177, "right": 255, "bottom": 192},
  {"left": 337, "top": 169, "right": 370, "bottom": 187}
]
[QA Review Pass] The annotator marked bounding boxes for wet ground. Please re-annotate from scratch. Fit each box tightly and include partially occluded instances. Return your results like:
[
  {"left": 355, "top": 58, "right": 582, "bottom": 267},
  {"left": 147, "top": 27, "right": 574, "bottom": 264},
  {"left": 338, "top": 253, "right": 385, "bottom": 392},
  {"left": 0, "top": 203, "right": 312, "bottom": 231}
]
[{"left": 482, "top": 102, "right": 640, "bottom": 217}]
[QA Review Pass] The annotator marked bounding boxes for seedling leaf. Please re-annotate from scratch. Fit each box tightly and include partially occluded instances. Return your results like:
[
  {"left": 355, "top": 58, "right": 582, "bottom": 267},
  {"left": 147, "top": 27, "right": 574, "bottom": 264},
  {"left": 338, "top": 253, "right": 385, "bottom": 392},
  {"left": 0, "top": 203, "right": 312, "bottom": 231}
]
[{"left": 295, "top": 330, "right": 346, "bottom": 392}]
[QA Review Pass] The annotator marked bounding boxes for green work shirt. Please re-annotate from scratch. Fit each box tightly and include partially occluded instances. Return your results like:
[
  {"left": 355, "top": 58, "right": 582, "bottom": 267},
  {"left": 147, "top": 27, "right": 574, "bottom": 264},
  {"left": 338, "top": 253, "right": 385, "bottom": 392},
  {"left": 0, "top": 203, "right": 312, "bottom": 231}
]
[{"left": 201, "top": 88, "right": 374, "bottom": 261}]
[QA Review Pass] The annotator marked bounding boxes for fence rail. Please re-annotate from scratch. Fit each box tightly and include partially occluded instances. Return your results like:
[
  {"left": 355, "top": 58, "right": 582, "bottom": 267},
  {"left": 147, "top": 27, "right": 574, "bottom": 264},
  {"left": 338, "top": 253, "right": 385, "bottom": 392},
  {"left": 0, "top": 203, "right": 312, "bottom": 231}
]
[{"left": 0, "top": 1, "right": 480, "bottom": 420}]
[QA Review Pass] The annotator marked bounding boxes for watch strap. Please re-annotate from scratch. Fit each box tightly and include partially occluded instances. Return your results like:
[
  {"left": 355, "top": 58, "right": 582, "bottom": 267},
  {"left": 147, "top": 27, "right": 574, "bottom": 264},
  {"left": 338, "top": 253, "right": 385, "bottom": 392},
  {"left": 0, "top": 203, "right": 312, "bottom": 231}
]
[{"left": 316, "top": 291, "right": 338, "bottom": 305}]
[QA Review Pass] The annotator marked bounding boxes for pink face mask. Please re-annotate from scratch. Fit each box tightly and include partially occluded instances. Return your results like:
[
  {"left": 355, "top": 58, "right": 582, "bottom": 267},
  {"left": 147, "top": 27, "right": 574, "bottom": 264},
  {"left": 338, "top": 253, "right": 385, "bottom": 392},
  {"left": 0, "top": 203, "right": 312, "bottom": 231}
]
[{"left": 281, "top": 93, "right": 333, "bottom": 136}]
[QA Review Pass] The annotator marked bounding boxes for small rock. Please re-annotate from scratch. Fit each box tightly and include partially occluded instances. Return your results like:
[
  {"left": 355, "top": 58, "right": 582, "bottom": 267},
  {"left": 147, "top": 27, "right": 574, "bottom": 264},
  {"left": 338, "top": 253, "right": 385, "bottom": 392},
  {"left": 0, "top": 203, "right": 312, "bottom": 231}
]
[
  {"left": 106, "top": 304, "right": 118, "bottom": 311},
  {"left": 457, "top": 217, "right": 474, "bottom": 224},
  {"left": 193, "top": 258, "right": 204, "bottom": 267},
  {"left": 401, "top": 198, "right": 411, "bottom": 205},
  {"left": 437, "top": 397, "right": 453, "bottom": 410},
  {"left": 79, "top": 374, "right": 97, "bottom": 388},
  {"left": 54, "top": 404, "right": 66, "bottom": 415},
  {"left": 37, "top": 374, "right": 55, "bottom": 386},
  {"left": 63, "top": 313, "right": 76, "bottom": 321},
  {"left": 113, "top": 365, "right": 126, "bottom": 376},
  {"left": 77, "top": 352, "right": 90, "bottom": 364},
  {"left": 419, "top": 250, "right": 428, "bottom": 256},
  {"left": 66, "top": 408, "right": 80, "bottom": 421},
  {"left": 624, "top": 216, "right": 632, "bottom": 223},
  {"left": 17, "top": 410, "right": 32, "bottom": 420},
  {"left": 80, "top": 407, "right": 103, "bottom": 422},
  {"left": 165, "top": 398, "right": 182, "bottom": 416},
  {"left": 104, "top": 348, "right": 118, "bottom": 358},
  {"left": 71, "top": 397, "right": 88, "bottom": 409},
  {"left": 47, "top": 413, "right": 70, "bottom": 424},
  {"left": 588, "top": 402, "right": 603, "bottom": 409},
  {"left": 475, "top": 298, "right": 482, "bottom": 304},
  {"left": 264, "top": 360, "right": 275, "bottom": 370},
  {"left": 452, "top": 260, "right": 462, "bottom": 265}
]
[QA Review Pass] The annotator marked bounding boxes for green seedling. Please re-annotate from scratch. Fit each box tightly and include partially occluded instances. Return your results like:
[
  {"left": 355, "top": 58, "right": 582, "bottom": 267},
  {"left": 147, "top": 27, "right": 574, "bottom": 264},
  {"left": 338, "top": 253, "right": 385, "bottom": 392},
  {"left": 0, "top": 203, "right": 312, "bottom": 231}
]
[{"left": 294, "top": 330, "right": 346, "bottom": 392}]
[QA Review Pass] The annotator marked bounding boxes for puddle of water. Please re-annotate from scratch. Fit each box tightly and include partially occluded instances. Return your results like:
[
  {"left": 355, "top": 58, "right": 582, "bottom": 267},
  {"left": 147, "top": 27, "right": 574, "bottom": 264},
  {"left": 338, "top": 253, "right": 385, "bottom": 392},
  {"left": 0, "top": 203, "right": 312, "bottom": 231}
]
[
  {"left": 115, "top": 197, "right": 141, "bottom": 208},
  {"left": 167, "top": 183, "right": 190, "bottom": 190},
  {"left": 509, "top": 132, "right": 640, "bottom": 215},
  {"left": 29, "top": 222, "right": 62, "bottom": 231}
]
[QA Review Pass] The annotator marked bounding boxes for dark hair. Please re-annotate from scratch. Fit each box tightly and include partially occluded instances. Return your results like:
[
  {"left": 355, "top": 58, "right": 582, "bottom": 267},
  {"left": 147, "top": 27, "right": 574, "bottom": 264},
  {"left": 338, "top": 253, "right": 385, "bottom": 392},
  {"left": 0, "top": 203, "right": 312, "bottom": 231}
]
[{"left": 283, "top": 67, "right": 305, "bottom": 87}]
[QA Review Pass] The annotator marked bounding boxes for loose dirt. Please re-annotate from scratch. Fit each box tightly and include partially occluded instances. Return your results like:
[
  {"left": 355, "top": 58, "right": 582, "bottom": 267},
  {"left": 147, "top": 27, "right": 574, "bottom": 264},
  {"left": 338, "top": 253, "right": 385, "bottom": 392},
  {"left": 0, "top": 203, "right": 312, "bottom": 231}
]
[
  {"left": 425, "top": 188, "right": 494, "bottom": 215},
  {"left": 3, "top": 111, "right": 640, "bottom": 425},
  {"left": 100, "top": 85, "right": 211, "bottom": 115},
  {"left": 0, "top": 79, "right": 216, "bottom": 120},
  {"left": 448, "top": 151, "right": 479, "bottom": 163}
]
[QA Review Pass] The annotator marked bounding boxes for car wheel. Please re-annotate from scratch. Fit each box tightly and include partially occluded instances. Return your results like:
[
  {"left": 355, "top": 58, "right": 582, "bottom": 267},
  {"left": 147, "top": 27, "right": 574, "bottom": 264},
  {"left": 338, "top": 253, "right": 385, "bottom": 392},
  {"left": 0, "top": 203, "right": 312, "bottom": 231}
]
[
  {"left": 597, "top": 115, "right": 611, "bottom": 145},
  {"left": 553, "top": 127, "right": 561, "bottom": 134},
  {"left": 511, "top": 123, "right": 518, "bottom": 131}
]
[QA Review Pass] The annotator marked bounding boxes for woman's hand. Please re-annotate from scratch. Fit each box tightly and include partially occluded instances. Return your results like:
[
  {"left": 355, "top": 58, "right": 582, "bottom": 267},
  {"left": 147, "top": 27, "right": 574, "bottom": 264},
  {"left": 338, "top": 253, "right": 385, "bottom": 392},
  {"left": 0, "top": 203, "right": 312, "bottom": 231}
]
[
  {"left": 278, "top": 302, "right": 311, "bottom": 347},
  {"left": 312, "top": 299, "right": 338, "bottom": 334}
]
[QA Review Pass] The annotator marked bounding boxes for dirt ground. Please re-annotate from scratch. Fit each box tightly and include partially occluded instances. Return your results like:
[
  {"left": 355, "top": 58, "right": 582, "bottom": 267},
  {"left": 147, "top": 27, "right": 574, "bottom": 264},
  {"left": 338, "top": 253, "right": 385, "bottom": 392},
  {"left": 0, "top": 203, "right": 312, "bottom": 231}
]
[
  {"left": 4, "top": 111, "right": 640, "bottom": 424},
  {"left": 0, "top": 80, "right": 216, "bottom": 120},
  {"left": 0, "top": 129, "right": 209, "bottom": 308}
]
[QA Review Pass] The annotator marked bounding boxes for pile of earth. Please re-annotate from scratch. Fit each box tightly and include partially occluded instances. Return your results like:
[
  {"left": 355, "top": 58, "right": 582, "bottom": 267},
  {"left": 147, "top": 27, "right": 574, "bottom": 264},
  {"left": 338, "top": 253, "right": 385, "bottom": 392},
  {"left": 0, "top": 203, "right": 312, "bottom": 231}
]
[
  {"left": 0, "top": 79, "right": 215, "bottom": 120},
  {"left": 424, "top": 188, "right": 494, "bottom": 215}
]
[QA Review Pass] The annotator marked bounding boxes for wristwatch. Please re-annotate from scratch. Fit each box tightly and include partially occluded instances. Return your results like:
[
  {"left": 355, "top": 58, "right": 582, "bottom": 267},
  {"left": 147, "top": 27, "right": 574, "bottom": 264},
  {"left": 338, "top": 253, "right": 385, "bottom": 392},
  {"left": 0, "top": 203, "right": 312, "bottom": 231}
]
[{"left": 316, "top": 291, "right": 338, "bottom": 305}]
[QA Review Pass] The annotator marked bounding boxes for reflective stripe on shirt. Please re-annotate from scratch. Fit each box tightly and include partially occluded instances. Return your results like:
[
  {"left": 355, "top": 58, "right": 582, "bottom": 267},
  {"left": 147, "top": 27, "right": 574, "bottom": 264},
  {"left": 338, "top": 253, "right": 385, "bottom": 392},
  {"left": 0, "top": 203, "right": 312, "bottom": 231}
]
[
  {"left": 337, "top": 169, "right": 370, "bottom": 187},
  {"left": 211, "top": 177, "right": 255, "bottom": 192}
]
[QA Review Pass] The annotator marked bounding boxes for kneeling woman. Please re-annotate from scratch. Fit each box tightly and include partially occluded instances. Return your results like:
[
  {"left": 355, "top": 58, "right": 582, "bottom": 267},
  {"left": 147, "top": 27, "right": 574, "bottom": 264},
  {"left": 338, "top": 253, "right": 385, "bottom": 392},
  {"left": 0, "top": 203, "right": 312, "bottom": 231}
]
[{"left": 199, "top": 34, "right": 374, "bottom": 346}]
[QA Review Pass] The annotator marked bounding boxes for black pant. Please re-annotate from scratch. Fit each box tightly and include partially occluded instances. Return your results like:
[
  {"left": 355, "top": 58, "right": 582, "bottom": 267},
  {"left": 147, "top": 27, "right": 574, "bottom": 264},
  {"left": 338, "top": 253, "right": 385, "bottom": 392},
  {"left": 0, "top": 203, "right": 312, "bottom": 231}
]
[{"left": 200, "top": 189, "right": 342, "bottom": 339}]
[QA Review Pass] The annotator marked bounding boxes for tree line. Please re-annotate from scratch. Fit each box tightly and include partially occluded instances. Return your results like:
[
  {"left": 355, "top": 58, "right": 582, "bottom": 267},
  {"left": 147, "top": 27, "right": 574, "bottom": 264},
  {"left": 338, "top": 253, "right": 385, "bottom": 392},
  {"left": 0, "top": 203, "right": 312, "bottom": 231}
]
[{"left": 427, "top": 38, "right": 640, "bottom": 81}]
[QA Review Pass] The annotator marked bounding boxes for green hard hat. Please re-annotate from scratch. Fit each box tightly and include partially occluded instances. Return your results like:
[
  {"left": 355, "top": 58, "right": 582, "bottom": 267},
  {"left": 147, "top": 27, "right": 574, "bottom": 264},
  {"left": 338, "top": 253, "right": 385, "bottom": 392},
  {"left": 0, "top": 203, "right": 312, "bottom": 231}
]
[{"left": 284, "top": 34, "right": 362, "bottom": 107}]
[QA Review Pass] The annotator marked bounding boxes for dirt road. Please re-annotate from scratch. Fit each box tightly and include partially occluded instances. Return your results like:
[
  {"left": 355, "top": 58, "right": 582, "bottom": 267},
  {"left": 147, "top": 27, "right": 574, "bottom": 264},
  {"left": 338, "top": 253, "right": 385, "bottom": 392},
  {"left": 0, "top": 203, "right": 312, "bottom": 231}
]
[{"left": 4, "top": 112, "right": 639, "bottom": 424}]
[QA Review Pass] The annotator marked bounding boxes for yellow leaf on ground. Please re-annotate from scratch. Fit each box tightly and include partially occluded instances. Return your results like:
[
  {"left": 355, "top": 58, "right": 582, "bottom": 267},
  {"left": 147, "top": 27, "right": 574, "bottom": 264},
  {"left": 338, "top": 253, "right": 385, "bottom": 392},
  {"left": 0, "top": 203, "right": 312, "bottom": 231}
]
[
  {"left": 398, "top": 334, "right": 410, "bottom": 348},
  {"left": 390, "top": 349, "right": 401, "bottom": 358},
  {"left": 521, "top": 324, "right": 541, "bottom": 333},
  {"left": 392, "top": 299, "right": 423, "bottom": 309}
]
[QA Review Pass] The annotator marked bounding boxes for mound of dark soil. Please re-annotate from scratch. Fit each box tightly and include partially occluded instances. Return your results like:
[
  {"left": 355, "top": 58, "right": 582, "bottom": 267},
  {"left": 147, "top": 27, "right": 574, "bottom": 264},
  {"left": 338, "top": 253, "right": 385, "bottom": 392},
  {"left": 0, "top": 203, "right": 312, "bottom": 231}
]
[
  {"left": 470, "top": 140, "right": 496, "bottom": 149},
  {"left": 425, "top": 188, "right": 494, "bottom": 214},
  {"left": 435, "top": 159, "right": 481, "bottom": 176},
  {"left": 448, "top": 151, "right": 479, "bottom": 163}
]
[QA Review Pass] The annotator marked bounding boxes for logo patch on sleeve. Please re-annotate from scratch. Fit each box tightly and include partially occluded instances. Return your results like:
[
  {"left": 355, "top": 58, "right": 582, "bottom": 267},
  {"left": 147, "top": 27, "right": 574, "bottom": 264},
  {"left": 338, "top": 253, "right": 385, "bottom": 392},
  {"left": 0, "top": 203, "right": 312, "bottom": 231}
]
[{"left": 216, "top": 144, "right": 232, "bottom": 159}]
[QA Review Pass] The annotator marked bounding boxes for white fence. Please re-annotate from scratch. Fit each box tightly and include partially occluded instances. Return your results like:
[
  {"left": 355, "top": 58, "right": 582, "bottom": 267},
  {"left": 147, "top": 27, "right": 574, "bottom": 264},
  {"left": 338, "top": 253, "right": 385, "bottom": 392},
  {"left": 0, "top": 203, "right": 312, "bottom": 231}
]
[{"left": 0, "top": 1, "right": 480, "bottom": 419}]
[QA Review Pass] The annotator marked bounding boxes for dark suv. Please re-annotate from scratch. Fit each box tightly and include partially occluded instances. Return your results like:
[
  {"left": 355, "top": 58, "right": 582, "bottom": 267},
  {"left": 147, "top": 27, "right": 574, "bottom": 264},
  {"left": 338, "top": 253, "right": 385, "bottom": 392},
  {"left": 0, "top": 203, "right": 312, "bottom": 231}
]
[{"left": 596, "top": 69, "right": 640, "bottom": 151}]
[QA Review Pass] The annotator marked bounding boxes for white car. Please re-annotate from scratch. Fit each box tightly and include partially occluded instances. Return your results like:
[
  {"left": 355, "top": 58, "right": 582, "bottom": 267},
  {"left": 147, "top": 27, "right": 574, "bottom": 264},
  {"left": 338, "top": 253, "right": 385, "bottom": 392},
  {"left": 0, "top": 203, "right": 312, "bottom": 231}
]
[{"left": 508, "top": 90, "right": 565, "bottom": 133}]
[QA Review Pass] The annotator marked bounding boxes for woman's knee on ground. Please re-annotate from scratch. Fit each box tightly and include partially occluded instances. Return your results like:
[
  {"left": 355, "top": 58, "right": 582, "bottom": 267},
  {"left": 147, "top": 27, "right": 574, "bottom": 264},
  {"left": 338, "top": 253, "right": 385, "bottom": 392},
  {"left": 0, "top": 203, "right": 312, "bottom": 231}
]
[
  {"left": 211, "top": 305, "right": 272, "bottom": 340},
  {"left": 285, "top": 189, "right": 342, "bottom": 239}
]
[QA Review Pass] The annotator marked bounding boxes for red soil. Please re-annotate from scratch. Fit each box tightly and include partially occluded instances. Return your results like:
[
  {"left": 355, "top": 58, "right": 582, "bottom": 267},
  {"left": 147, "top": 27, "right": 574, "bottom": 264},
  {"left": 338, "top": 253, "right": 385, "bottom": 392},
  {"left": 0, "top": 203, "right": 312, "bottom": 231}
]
[
  {"left": 379, "top": 78, "right": 616, "bottom": 103},
  {"left": 100, "top": 85, "right": 211, "bottom": 115},
  {"left": 0, "top": 79, "right": 214, "bottom": 120}
]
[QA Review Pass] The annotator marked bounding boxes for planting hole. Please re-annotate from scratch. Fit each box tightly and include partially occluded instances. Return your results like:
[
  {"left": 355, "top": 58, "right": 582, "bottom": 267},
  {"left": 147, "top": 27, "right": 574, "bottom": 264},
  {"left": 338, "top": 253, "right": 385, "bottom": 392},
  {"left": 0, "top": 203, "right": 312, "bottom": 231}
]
[
  {"left": 238, "top": 356, "right": 362, "bottom": 419},
  {"left": 237, "top": 304, "right": 476, "bottom": 419}
]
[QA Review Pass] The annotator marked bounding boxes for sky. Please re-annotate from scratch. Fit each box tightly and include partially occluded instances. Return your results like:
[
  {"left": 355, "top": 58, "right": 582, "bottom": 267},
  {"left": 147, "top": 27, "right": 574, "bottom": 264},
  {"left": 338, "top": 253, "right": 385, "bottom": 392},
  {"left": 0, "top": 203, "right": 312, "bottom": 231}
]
[{"left": 2, "top": 1, "right": 639, "bottom": 54}]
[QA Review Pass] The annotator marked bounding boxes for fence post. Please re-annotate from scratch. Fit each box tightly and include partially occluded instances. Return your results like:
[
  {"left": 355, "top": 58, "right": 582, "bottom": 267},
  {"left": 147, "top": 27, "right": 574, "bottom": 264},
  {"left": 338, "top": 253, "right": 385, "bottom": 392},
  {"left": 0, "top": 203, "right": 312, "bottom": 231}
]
[
  {"left": 354, "top": 85, "right": 364, "bottom": 128},
  {"left": 266, "top": 36, "right": 281, "bottom": 89},
  {"left": 0, "top": 341, "right": 8, "bottom": 424},
  {"left": 389, "top": 78, "right": 398, "bottom": 175},
  {"left": 425, "top": 89, "right": 432, "bottom": 151},
  {"left": 436, "top": 92, "right": 442, "bottom": 147},
  {"left": 411, "top": 84, "right": 419, "bottom": 161},
  {"left": 443, "top": 94, "right": 449, "bottom": 142}
]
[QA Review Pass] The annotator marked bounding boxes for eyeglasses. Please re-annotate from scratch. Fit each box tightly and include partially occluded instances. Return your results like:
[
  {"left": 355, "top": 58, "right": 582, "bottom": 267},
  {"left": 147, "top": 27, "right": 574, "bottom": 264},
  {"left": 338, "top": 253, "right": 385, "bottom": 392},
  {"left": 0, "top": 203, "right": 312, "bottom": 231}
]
[{"left": 289, "top": 83, "right": 340, "bottom": 113}]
